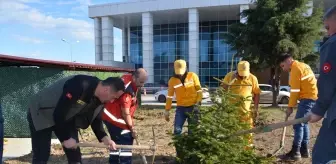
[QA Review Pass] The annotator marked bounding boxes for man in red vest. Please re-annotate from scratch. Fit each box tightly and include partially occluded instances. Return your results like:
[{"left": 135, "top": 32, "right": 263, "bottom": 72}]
[{"left": 102, "top": 68, "right": 148, "bottom": 164}]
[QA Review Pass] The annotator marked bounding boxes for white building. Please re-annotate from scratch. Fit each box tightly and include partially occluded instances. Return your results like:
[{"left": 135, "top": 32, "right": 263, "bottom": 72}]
[{"left": 88, "top": 0, "right": 334, "bottom": 86}]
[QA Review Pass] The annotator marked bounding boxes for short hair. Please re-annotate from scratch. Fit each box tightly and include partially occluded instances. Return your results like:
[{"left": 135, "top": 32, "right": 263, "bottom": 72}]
[
  {"left": 277, "top": 53, "right": 293, "bottom": 64},
  {"left": 132, "top": 68, "right": 147, "bottom": 78},
  {"left": 324, "top": 5, "right": 336, "bottom": 20},
  {"left": 101, "top": 77, "right": 125, "bottom": 92}
]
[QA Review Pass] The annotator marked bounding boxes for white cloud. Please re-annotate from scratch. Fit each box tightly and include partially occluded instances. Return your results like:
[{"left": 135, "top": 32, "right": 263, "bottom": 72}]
[
  {"left": 56, "top": 1, "right": 77, "bottom": 5},
  {"left": 70, "top": 0, "right": 92, "bottom": 16},
  {"left": 11, "top": 50, "right": 42, "bottom": 58},
  {"left": 30, "top": 51, "right": 41, "bottom": 57},
  {"left": 13, "top": 35, "right": 46, "bottom": 44},
  {"left": 0, "top": 0, "right": 94, "bottom": 41},
  {"left": 16, "top": 0, "right": 42, "bottom": 3}
]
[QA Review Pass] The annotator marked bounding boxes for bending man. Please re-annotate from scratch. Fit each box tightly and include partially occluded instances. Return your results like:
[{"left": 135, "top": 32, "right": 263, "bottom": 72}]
[
  {"left": 222, "top": 61, "right": 261, "bottom": 147},
  {"left": 103, "top": 68, "right": 148, "bottom": 164},
  {"left": 278, "top": 53, "right": 317, "bottom": 160},
  {"left": 27, "top": 75, "right": 125, "bottom": 164}
]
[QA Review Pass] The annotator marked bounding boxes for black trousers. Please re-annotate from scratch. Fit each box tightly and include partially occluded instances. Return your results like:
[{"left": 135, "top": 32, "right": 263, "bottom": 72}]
[{"left": 27, "top": 112, "right": 82, "bottom": 164}]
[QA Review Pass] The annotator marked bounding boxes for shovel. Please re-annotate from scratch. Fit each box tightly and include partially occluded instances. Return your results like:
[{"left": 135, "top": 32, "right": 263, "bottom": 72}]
[
  {"left": 269, "top": 114, "right": 290, "bottom": 157},
  {"left": 135, "top": 137, "right": 148, "bottom": 164},
  {"left": 228, "top": 116, "right": 309, "bottom": 138}
]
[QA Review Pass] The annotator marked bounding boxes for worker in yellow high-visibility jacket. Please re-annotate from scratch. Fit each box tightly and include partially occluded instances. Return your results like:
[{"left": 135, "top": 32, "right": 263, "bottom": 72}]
[
  {"left": 278, "top": 53, "right": 318, "bottom": 161},
  {"left": 164, "top": 59, "right": 203, "bottom": 134},
  {"left": 163, "top": 59, "right": 203, "bottom": 158},
  {"left": 222, "top": 61, "right": 261, "bottom": 146}
]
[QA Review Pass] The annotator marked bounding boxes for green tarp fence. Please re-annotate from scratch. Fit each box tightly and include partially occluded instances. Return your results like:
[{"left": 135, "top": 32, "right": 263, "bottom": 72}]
[{"left": 0, "top": 67, "right": 121, "bottom": 137}]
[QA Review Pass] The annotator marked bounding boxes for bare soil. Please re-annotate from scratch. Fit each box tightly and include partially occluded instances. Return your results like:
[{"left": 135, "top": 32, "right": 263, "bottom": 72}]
[{"left": 4, "top": 107, "right": 322, "bottom": 164}]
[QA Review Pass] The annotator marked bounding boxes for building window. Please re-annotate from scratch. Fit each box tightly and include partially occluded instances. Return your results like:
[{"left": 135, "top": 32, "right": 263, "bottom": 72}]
[
  {"left": 129, "top": 26, "right": 143, "bottom": 69},
  {"left": 199, "top": 20, "right": 239, "bottom": 87},
  {"left": 153, "top": 23, "right": 189, "bottom": 83}
]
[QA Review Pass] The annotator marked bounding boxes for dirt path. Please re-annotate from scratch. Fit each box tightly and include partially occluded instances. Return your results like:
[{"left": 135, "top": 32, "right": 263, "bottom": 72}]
[{"left": 4, "top": 108, "right": 322, "bottom": 164}]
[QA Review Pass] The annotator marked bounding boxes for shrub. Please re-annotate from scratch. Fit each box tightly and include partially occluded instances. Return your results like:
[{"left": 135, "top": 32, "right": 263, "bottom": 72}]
[{"left": 173, "top": 88, "right": 274, "bottom": 164}]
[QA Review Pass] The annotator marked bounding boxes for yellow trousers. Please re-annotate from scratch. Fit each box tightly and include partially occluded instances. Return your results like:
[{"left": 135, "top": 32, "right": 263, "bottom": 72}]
[{"left": 239, "top": 106, "right": 254, "bottom": 147}]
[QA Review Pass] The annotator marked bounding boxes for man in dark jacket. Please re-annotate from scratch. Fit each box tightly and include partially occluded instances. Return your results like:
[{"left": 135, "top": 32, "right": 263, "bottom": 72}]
[
  {"left": 27, "top": 75, "right": 125, "bottom": 164},
  {"left": 307, "top": 5, "right": 336, "bottom": 164}
]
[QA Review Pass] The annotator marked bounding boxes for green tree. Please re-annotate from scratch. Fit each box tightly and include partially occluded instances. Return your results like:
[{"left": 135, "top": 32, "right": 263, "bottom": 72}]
[
  {"left": 173, "top": 88, "right": 274, "bottom": 164},
  {"left": 224, "top": 0, "right": 323, "bottom": 106}
]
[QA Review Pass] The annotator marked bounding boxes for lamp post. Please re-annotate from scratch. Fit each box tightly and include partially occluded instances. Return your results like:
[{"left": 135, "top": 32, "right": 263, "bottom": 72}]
[{"left": 61, "top": 39, "right": 79, "bottom": 62}]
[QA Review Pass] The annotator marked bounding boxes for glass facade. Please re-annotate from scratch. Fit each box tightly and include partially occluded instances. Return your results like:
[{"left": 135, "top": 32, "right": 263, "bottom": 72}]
[
  {"left": 130, "top": 26, "right": 143, "bottom": 69},
  {"left": 153, "top": 23, "right": 189, "bottom": 85},
  {"left": 199, "top": 20, "right": 240, "bottom": 87},
  {"left": 129, "top": 20, "right": 240, "bottom": 87}
]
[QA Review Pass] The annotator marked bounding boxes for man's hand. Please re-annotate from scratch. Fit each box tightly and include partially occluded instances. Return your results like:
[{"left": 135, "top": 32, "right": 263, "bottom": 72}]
[
  {"left": 308, "top": 112, "right": 323, "bottom": 123},
  {"left": 63, "top": 138, "right": 77, "bottom": 149},
  {"left": 164, "top": 110, "right": 170, "bottom": 122},
  {"left": 286, "top": 107, "right": 293, "bottom": 117},
  {"left": 130, "top": 128, "right": 137, "bottom": 139},
  {"left": 101, "top": 136, "right": 117, "bottom": 150}
]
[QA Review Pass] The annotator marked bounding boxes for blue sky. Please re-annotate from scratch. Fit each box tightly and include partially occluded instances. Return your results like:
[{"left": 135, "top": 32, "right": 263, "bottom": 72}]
[{"left": 0, "top": 0, "right": 125, "bottom": 64}]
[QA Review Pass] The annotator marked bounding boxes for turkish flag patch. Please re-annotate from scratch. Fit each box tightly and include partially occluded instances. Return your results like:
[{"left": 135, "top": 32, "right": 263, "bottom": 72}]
[
  {"left": 323, "top": 62, "right": 331, "bottom": 73},
  {"left": 66, "top": 93, "right": 72, "bottom": 99}
]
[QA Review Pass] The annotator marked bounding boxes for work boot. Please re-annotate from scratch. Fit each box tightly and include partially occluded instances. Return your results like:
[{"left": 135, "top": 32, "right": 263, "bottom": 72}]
[
  {"left": 283, "top": 145, "right": 301, "bottom": 161},
  {"left": 300, "top": 144, "right": 310, "bottom": 158}
]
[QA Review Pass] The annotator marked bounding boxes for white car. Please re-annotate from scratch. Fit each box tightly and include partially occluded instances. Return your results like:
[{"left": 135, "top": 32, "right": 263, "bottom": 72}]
[
  {"left": 154, "top": 88, "right": 210, "bottom": 103},
  {"left": 280, "top": 86, "right": 290, "bottom": 92},
  {"left": 259, "top": 84, "right": 290, "bottom": 104}
]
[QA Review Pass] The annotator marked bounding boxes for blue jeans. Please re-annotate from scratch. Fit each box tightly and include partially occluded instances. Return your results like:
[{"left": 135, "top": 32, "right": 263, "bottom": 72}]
[
  {"left": 293, "top": 99, "right": 315, "bottom": 147},
  {"left": 104, "top": 121, "right": 133, "bottom": 164},
  {"left": 0, "top": 105, "right": 4, "bottom": 162},
  {"left": 174, "top": 106, "right": 200, "bottom": 135}
]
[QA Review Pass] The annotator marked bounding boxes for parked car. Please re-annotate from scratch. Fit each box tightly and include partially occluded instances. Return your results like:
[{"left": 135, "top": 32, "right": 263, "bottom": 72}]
[
  {"left": 259, "top": 84, "right": 290, "bottom": 104},
  {"left": 280, "top": 86, "right": 290, "bottom": 92},
  {"left": 154, "top": 88, "right": 210, "bottom": 103},
  {"left": 141, "top": 83, "right": 167, "bottom": 94}
]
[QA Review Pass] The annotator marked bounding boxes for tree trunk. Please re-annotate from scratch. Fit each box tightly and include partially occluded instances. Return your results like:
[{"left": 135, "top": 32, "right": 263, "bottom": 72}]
[{"left": 271, "top": 67, "right": 281, "bottom": 107}]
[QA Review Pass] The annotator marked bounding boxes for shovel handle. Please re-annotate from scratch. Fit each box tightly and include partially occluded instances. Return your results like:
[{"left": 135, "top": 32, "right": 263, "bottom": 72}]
[
  {"left": 77, "top": 142, "right": 155, "bottom": 151},
  {"left": 135, "top": 138, "right": 148, "bottom": 164},
  {"left": 280, "top": 115, "right": 289, "bottom": 147},
  {"left": 233, "top": 116, "right": 309, "bottom": 136}
]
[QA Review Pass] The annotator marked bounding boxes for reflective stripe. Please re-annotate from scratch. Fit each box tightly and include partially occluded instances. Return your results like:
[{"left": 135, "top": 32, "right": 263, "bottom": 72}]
[
  {"left": 197, "top": 90, "right": 202, "bottom": 92},
  {"left": 174, "top": 83, "right": 183, "bottom": 88},
  {"left": 301, "top": 74, "right": 314, "bottom": 81},
  {"left": 121, "top": 130, "right": 131, "bottom": 135},
  {"left": 125, "top": 81, "right": 131, "bottom": 89},
  {"left": 291, "top": 89, "right": 300, "bottom": 92},
  {"left": 184, "top": 82, "right": 194, "bottom": 86},
  {"left": 109, "top": 152, "right": 132, "bottom": 156},
  {"left": 103, "top": 108, "right": 126, "bottom": 124},
  {"left": 167, "top": 96, "right": 173, "bottom": 98}
]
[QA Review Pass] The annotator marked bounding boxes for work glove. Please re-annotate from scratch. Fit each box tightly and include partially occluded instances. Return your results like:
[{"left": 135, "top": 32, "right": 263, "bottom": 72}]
[{"left": 164, "top": 110, "right": 170, "bottom": 122}]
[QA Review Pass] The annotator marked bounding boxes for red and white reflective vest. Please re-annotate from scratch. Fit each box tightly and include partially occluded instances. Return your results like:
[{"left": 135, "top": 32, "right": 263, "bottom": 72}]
[{"left": 102, "top": 76, "right": 138, "bottom": 130}]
